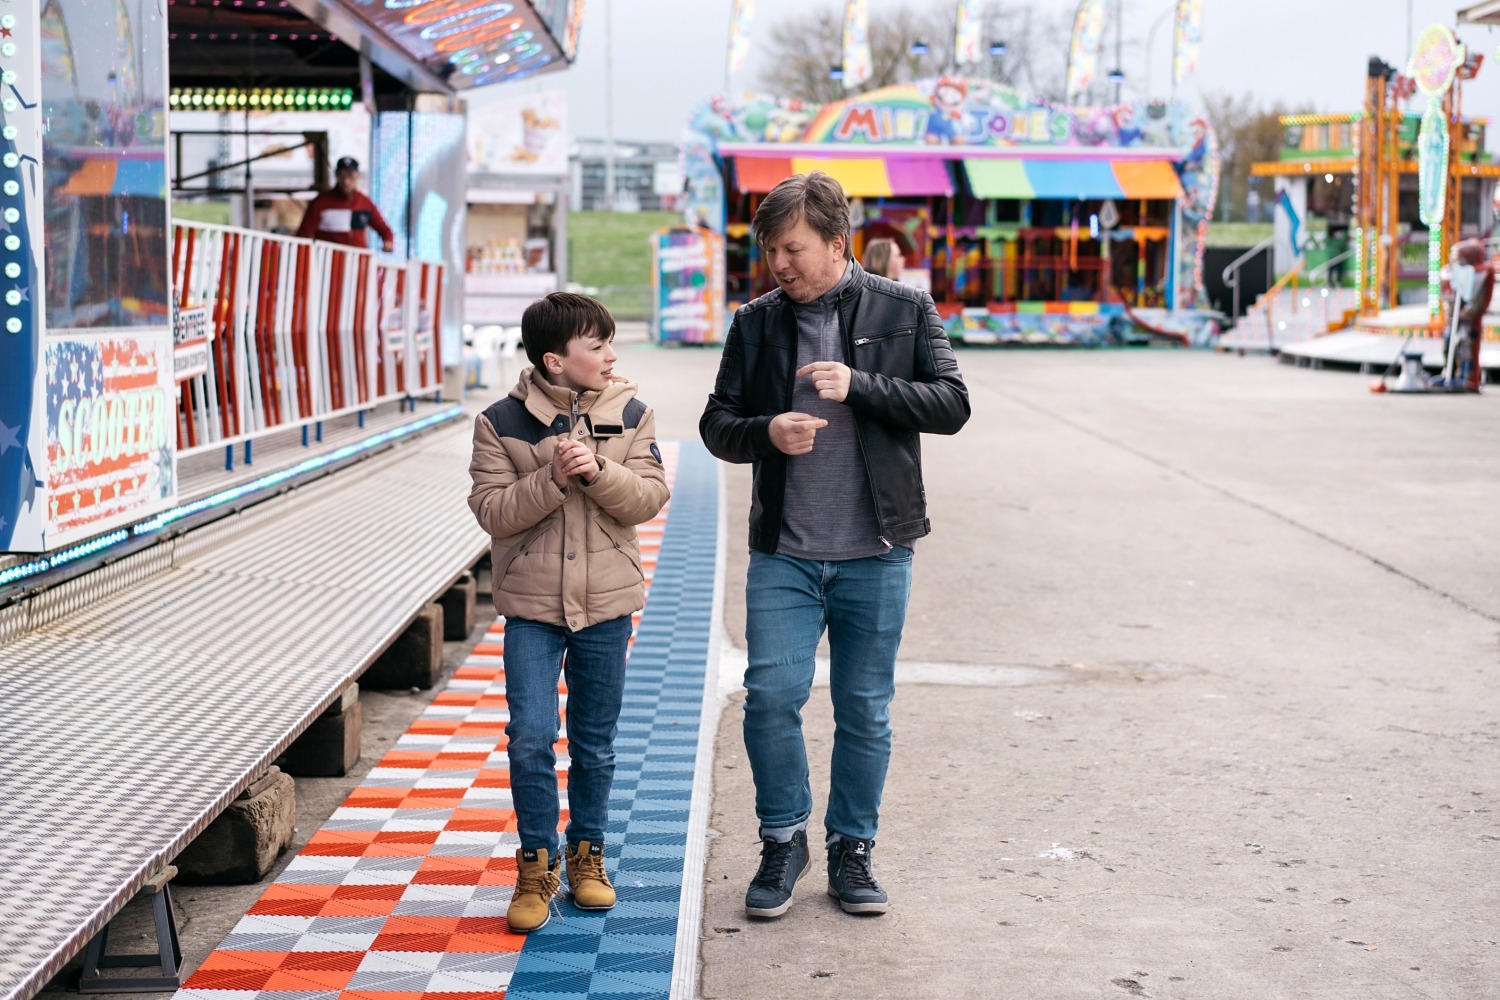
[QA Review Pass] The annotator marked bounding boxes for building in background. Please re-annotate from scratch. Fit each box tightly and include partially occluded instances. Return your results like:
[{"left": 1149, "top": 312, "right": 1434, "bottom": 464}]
[{"left": 570, "top": 139, "right": 683, "bottom": 212}]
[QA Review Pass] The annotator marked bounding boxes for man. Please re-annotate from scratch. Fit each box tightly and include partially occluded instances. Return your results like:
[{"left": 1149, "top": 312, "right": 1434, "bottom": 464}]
[
  {"left": 700, "top": 172, "right": 969, "bottom": 919},
  {"left": 296, "top": 156, "right": 395, "bottom": 253}
]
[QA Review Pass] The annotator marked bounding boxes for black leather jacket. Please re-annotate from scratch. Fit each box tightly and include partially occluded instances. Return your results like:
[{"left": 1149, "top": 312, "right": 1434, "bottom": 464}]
[{"left": 700, "top": 263, "right": 970, "bottom": 553}]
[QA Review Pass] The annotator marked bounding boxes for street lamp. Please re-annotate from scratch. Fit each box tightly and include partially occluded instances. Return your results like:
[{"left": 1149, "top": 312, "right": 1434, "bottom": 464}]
[
  {"left": 911, "top": 39, "right": 930, "bottom": 56},
  {"left": 988, "top": 41, "right": 1008, "bottom": 83},
  {"left": 829, "top": 64, "right": 844, "bottom": 81}
]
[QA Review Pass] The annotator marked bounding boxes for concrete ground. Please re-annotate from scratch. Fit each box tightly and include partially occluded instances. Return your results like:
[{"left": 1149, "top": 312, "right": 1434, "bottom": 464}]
[
  {"left": 627, "top": 345, "right": 1500, "bottom": 1000},
  {"left": 43, "top": 344, "right": 1498, "bottom": 1000}
]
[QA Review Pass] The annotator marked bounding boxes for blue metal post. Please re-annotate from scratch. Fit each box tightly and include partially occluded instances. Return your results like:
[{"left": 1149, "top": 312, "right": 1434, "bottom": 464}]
[{"left": 224, "top": 445, "right": 234, "bottom": 471}]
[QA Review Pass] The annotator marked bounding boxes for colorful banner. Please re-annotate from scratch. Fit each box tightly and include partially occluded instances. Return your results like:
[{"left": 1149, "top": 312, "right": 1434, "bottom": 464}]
[
  {"left": 955, "top": 0, "right": 984, "bottom": 67},
  {"left": 44, "top": 335, "right": 177, "bottom": 546},
  {"left": 1172, "top": 0, "right": 1203, "bottom": 86},
  {"left": 1065, "top": 0, "right": 1106, "bottom": 99},
  {"left": 728, "top": 0, "right": 755, "bottom": 77},
  {"left": 652, "top": 227, "right": 726, "bottom": 344},
  {"left": 842, "top": 0, "right": 872, "bottom": 89},
  {"left": 687, "top": 79, "right": 1200, "bottom": 153}
]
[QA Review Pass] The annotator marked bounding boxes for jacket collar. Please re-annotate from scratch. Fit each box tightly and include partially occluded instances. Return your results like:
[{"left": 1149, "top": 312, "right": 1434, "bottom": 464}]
[
  {"left": 766, "top": 260, "right": 867, "bottom": 311},
  {"left": 511, "top": 366, "right": 636, "bottom": 426}
]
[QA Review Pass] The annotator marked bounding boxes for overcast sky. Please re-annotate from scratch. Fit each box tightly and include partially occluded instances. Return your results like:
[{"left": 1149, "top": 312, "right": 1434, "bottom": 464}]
[{"left": 466, "top": 0, "right": 1500, "bottom": 149}]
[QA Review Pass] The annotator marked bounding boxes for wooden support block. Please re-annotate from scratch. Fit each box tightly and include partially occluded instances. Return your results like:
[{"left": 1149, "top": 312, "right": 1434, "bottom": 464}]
[
  {"left": 280, "top": 698, "right": 362, "bottom": 777},
  {"left": 175, "top": 767, "right": 295, "bottom": 884},
  {"left": 362, "top": 603, "right": 443, "bottom": 689},
  {"left": 440, "top": 572, "right": 477, "bottom": 641}
]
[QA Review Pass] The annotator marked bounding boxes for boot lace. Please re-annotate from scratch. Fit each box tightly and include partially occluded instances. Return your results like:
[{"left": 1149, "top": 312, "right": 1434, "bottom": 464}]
[
  {"left": 572, "top": 849, "right": 611, "bottom": 886},
  {"left": 516, "top": 864, "right": 561, "bottom": 899},
  {"left": 838, "top": 845, "right": 880, "bottom": 891},
  {"left": 750, "top": 837, "right": 798, "bottom": 889}
]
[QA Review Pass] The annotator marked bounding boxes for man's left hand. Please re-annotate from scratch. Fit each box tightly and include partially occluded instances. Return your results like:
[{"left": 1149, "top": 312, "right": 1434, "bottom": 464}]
[{"left": 796, "top": 361, "right": 852, "bottom": 403}]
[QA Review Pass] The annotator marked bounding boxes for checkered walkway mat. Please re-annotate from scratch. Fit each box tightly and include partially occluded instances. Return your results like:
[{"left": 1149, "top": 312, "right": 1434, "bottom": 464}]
[{"left": 175, "top": 441, "right": 719, "bottom": 1000}]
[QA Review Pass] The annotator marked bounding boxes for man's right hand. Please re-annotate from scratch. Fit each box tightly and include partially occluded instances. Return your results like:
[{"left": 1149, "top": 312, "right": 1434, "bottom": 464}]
[{"left": 769, "top": 412, "right": 828, "bottom": 456}]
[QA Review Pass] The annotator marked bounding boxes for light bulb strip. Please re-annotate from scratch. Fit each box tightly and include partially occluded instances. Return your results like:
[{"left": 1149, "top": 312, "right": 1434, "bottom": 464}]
[{"left": 168, "top": 87, "right": 356, "bottom": 111}]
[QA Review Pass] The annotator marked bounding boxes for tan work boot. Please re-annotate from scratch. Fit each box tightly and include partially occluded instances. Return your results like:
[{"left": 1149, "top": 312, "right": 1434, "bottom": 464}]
[
  {"left": 507, "top": 848, "right": 560, "bottom": 933},
  {"left": 565, "top": 840, "right": 616, "bottom": 910}
]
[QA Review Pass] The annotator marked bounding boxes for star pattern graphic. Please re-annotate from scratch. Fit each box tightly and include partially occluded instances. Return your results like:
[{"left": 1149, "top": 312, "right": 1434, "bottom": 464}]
[{"left": 0, "top": 419, "right": 19, "bottom": 455}]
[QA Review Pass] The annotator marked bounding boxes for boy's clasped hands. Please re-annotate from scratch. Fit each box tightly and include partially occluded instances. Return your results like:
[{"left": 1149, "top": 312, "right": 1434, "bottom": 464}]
[{"left": 552, "top": 436, "right": 601, "bottom": 488}]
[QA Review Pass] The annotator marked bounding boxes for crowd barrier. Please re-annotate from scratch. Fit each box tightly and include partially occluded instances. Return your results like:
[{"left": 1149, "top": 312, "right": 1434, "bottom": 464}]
[{"left": 170, "top": 221, "right": 445, "bottom": 454}]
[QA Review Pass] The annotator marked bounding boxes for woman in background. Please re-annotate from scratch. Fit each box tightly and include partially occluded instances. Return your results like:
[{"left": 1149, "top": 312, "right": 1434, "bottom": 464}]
[{"left": 861, "top": 238, "right": 903, "bottom": 281}]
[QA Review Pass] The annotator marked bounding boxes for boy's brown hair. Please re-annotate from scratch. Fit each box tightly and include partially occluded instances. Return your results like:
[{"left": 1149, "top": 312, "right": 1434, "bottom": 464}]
[{"left": 521, "top": 292, "right": 615, "bottom": 371}]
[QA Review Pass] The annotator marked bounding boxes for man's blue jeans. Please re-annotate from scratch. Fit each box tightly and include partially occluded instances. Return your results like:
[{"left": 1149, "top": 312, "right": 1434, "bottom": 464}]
[
  {"left": 502, "top": 615, "right": 632, "bottom": 855},
  {"left": 743, "top": 547, "right": 913, "bottom": 843}
]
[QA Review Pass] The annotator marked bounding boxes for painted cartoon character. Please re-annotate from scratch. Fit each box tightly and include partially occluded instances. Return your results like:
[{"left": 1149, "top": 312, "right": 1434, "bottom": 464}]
[
  {"left": 924, "top": 77, "right": 968, "bottom": 145},
  {"left": 1111, "top": 104, "right": 1142, "bottom": 146},
  {"left": 764, "top": 100, "right": 811, "bottom": 143}
]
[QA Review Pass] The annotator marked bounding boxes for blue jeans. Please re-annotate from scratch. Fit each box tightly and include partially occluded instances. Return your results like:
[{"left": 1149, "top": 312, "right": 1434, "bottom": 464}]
[
  {"left": 742, "top": 547, "right": 913, "bottom": 842},
  {"left": 502, "top": 615, "right": 633, "bottom": 855}
]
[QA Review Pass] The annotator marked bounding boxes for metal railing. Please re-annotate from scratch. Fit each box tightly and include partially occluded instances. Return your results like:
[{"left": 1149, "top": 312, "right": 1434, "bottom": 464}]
[
  {"left": 1221, "top": 235, "right": 1276, "bottom": 322},
  {"left": 171, "top": 221, "right": 444, "bottom": 456}
]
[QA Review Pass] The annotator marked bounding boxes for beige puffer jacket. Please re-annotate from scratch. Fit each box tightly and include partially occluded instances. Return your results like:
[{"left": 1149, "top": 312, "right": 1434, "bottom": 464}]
[{"left": 468, "top": 368, "right": 670, "bottom": 632}]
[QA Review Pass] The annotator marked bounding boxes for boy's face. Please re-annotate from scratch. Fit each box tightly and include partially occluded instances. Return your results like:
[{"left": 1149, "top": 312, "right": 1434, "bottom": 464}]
[{"left": 543, "top": 332, "right": 617, "bottom": 393}]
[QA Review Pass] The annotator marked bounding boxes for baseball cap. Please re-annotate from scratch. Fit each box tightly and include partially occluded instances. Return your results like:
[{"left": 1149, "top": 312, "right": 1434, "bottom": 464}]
[{"left": 335, "top": 156, "right": 360, "bottom": 173}]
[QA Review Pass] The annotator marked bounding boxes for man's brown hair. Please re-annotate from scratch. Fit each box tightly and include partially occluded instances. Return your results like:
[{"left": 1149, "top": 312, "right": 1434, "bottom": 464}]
[{"left": 752, "top": 171, "right": 852, "bottom": 260}]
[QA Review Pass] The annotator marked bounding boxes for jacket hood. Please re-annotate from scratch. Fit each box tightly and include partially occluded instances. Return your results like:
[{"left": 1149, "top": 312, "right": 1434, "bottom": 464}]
[{"left": 510, "top": 366, "right": 639, "bottom": 427}]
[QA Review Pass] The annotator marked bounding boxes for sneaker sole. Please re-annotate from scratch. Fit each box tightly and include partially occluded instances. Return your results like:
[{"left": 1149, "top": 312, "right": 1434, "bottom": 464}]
[
  {"left": 745, "top": 853, "right": 811, "bottom": 918},
  {"left": 827, "top": 884, "right": 890, "bottom": 914}
]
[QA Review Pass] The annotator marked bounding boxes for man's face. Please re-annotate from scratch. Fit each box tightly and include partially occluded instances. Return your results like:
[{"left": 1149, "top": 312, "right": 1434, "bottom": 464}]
[
  {"left": 762, "top": 216, "right": 846, "bottom": 304},
  {"left": 336, "top": 169, "right": 359, "bottom": 195}
]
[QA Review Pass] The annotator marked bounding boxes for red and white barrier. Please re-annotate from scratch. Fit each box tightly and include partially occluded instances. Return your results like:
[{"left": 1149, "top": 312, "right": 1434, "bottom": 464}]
[{"left": 170, "top": 221, "right": 446, "bottom": 453}]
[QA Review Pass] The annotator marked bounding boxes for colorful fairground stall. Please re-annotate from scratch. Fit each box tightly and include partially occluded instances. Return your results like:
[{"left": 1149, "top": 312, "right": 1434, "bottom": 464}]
[{"left": 680, "top": 77, "right": 1221, "bottom": 346}]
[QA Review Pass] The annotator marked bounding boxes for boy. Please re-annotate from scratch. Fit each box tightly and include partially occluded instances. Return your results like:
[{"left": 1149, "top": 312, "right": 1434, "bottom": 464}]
[{"left": 468, "top": 292, "right": 670, "bottom": 932}]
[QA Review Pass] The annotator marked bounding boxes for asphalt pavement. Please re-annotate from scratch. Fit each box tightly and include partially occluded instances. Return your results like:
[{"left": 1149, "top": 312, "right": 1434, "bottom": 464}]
[{"left": 629, "top": 344, "right": 1500, "bottom": 1000}]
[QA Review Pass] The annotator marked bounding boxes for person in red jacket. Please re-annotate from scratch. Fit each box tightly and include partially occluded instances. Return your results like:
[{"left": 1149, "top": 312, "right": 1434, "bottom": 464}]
[{"left": 296, "top": 156, "right": 395, "bottom": 252}]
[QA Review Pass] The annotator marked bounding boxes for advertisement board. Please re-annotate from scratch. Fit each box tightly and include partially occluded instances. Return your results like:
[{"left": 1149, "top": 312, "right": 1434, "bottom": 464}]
[
  {"left": 652, "top": 227, "right": 725, "bottom": 345},
  {"left": 468, "top": 90, "right": 568, "bottom": 176},
  {"left": 44, "top": 335, "right": 177, "bottom": 544}
]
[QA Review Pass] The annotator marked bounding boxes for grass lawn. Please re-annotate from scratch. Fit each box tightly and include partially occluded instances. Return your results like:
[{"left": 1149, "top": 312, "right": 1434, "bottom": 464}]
[{"left": 568, "top": 210, "right": 679, "bottom": 320}]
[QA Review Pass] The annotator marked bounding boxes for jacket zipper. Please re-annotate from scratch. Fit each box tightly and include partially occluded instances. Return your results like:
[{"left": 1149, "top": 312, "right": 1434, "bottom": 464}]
[{"left": 836, "top": 286, "right": 889, "bottom": 546}]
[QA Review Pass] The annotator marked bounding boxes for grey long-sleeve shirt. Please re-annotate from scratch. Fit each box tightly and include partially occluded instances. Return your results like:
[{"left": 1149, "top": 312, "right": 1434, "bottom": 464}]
[{"left": 777, "top": 263, "right": 888, "bottom": 560}]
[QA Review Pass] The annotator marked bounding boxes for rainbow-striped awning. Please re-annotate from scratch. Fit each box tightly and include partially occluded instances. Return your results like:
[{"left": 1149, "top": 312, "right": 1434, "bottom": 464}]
[
  {"left": 964, "top": 158, "right": 1184, "bottom": 200},
  {"left": 732, "top": 156, "right": 954, "bottom": 197}
]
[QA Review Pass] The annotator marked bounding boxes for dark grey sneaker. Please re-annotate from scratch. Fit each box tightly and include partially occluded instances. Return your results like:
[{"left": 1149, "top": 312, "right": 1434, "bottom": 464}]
[
  {"left": 744, "top": 830, "right": 810, "bottom": 918},
  {"left": 826, "top": 836, "right": 889, "bottom": 914}
]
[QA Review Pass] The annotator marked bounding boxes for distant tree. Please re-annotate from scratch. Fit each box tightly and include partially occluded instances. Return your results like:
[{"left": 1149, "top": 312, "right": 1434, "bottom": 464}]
[
  {"left": 1204, "top": 91, "right": 1310, "bottom": 222},
  {"left": 756, "top": 1, "right": 1070, "bottom": 104}
]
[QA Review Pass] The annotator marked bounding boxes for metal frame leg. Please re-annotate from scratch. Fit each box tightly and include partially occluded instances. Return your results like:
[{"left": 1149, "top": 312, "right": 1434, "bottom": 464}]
[{"left": 78, "top": 879, "right": 181, "bottom": 993}]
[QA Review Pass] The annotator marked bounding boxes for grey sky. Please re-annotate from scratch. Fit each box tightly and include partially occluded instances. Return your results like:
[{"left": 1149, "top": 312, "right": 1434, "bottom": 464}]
[{"left": 468, "top": 1, "right": 1500, "bottom": 148}]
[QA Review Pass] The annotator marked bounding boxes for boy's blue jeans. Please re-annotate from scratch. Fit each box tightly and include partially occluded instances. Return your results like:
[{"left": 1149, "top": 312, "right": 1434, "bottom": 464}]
[
  {"left": 742, "top": 546, "right": 913, "bottom": 843},
  {"left": 502, "top": 614, "right": 633, "bottom": 855}
]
